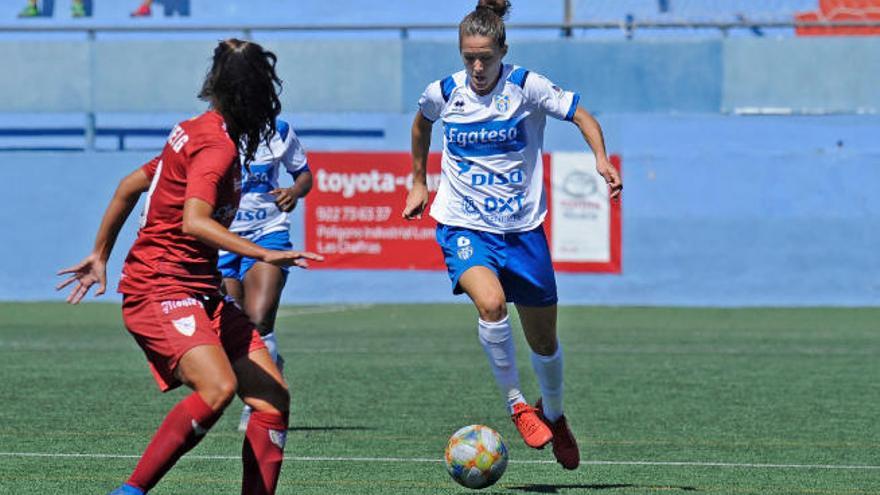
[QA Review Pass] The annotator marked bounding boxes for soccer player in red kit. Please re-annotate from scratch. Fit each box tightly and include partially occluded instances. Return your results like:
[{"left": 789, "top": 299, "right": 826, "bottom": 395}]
[{"left": 56, "top": 39, "right": 321, "bottom": 495}]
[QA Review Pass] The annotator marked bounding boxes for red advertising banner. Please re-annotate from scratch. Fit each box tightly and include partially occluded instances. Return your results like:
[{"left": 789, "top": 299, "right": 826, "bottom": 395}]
[
  {"left": 304, "top": 152, "right": 621, "bottom": 272},
  {"left": 305, "top": 152, "right": 444, "bottom": 269}
]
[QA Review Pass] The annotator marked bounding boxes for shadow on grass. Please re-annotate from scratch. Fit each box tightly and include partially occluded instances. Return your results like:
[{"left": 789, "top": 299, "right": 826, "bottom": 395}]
[
  {"left": 287, "top": 426, "right": 375, "bottom": 432},
  {"left": 508, "top": 484, "right": 698, "bottom": 492}
]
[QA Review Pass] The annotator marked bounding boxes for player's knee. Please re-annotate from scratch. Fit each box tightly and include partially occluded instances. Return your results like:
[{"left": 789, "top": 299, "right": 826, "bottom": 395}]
[
  {"left": 275, "top": 387, "right": 291, "bottom": 415},
  {"left": 254, "top": 319, "right": 273, "bottom": 336},
  {"left": 202, "top": 377, "right": 238, "bottom": 410},
  {"left": 249, "top": 386, "right": 290, "bottom": 416},
  {"left": 530, "top": 339, "right": 558, "bottom": 356},
  {"left": 477, "top": 297, "right": 507, "bottom": 322}
]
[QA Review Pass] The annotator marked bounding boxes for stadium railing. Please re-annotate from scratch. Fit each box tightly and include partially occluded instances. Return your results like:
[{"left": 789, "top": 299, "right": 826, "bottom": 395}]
[
  {"left": 3, "top": 19, "right": 880, "bottom": 37},
  {"left": 2, "top": 19, "right": 879, "bottom": 150}
]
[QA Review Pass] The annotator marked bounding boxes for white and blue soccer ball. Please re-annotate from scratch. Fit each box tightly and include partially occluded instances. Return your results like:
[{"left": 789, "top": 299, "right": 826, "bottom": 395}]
[{"left": 444, "top": 424, "right": 509, "bottom": 489}]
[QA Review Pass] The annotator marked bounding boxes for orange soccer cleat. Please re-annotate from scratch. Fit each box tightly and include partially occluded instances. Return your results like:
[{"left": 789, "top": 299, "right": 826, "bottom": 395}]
[
  {"left": 510, "top": 402, "right": 552, "bottom": 449},
  {"left": 536, "top": 398, "right": 580, "bottom": 470}
]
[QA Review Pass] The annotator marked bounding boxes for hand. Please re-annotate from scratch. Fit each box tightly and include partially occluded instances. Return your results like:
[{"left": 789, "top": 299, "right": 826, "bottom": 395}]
[
  {"left": 56, "top": 253, "right": 107, "bottom": 304},
  {"left": 270, "top": 187, "right": 300, "bottom": 213},
  {"left": 596, "top": 157, "right": 622, "bottom": 199},
  {"left": 402, "top": 183, "right": 429, "bottom": 220},
  {"left": 262, "top": 250, "right": 324, "bottom": 269}
]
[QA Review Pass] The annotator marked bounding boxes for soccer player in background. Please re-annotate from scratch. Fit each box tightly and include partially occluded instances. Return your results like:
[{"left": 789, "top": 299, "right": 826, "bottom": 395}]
[
  {"left": 218, "top": 120, "right": 313, "bottom": 431},
  {"left": 402, "top": 0, "right": 622, "bottom": 470},
  {"left": 56, "top": 39, "right": 322, "bottom": 495},
  {"left": 131, "top": 0, "right": 153, "bottom": 17}
]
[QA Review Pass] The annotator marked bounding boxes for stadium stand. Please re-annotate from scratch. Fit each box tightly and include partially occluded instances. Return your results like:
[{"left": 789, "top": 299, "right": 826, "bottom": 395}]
[{"left": 0, "top": 0, "right": 877, "bottom": 305}]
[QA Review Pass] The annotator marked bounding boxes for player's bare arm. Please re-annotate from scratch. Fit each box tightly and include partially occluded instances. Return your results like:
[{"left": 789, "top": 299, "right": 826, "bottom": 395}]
[
  {"left": 182, "top": 197, "right": 323, "bottom": 268},
  {"left": 56, "top": 167, "right": 152, "bottom": 304},
  {"left": 270, "top": 169, "right": 312, "bottom": 212},
  {"left": 571, "top": 107, "right": 622, "bottom": 198},
  {"left": 403, "top": 112, "right": 433, "bottom": 219}
]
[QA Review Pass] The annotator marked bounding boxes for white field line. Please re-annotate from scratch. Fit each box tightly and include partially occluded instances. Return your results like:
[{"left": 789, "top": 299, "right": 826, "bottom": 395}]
[{"left": 1, "top": 452, "right": 878, "bottom": 470}]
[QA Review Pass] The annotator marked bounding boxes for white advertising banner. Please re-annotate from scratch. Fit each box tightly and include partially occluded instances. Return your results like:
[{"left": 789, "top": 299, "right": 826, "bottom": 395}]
[{"left": 549, "top": 152, "right": 614, "bottom": 266}]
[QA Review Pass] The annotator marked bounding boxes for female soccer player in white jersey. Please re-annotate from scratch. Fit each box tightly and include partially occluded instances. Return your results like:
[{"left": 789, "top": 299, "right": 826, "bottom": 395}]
[
  {"left": 217, "top": 119, "right": 313, "bottom": 430},
  {"left": 402, "top": 0, "right": 622, "bottom": 470}
]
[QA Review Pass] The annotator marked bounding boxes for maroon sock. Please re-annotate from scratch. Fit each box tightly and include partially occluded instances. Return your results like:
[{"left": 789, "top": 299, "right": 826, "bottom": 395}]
[
  {"left": 241, "top": 410, "right": 288, "bottom": 495},
  {"left": 127, "top": 393, "right": 222, "bottom": 491}
]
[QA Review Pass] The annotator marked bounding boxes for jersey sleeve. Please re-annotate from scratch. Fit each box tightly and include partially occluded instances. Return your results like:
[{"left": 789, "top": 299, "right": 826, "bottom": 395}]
[
  {"left": 417, "top": 80, "right": 445, "bottom": 122},
  {"left": 523, "top": 72, "right": 581, "bottom": 122},
  {"left": 184, "top": 139, "right": 237, "bottom": 207},
  {"left": 281, "top": 130, "right": 309, "bottom": 175},
  {"left": 140, "top": 155, "right": 161, "bottom": 180}
]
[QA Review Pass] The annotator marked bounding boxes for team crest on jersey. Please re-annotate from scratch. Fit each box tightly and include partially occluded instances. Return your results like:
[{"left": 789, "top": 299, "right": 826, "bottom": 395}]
[
  {"left": 456, "top": 235, "right": 474, "bottom": 260},
  {"left": 172, "top": 315, "right": 196, "bottom": 337},
  {"left": 494, "top": 94, "right": 510, "bottom": 113}
]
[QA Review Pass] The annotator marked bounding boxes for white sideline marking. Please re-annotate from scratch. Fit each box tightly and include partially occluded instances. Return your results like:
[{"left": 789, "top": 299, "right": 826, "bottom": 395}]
[
  {"left": 1, "top": 452, "right": 878, "bottom": 470},
  {"left": 276, "top": 304, "right": 374, "bottom": 318}
]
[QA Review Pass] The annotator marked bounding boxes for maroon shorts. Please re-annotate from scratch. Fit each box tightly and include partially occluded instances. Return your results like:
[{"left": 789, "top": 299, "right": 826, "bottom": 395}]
[{"left": 121, "top": 292, "right": 264, "bottom": 392}]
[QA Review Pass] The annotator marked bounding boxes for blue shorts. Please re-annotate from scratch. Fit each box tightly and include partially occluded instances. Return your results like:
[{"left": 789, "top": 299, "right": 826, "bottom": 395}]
[
  {"left": 436, "top": 223, "right": 558, "bottom": 307},
  {"left": 218, "top": 230, "right": 293, "bottom": 281}
]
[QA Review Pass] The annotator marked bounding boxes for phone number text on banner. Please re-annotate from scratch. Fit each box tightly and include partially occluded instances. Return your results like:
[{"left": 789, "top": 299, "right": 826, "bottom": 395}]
[{"left": 305, "top": 152, "right": 443, "bottom": 269}]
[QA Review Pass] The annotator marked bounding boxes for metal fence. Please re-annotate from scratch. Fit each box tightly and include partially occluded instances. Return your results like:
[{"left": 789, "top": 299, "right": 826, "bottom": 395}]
[{"left": 2, "top": 19, "right": 880, "bottom": 38}]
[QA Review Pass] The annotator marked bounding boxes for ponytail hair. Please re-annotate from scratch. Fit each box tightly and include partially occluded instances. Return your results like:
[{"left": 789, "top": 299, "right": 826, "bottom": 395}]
[
  {"left": 199, "top": 39, "right": 282, "bottom": 167},
  {"left": 460, "top": 0, "right": 511, "bottom": 49}
]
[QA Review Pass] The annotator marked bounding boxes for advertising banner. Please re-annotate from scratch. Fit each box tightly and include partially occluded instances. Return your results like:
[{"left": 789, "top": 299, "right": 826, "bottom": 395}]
[
  {"left": 305, "top": 152, "right": 621, "bottom": 272},
  {"left": 545, "top": 152, "right": 622, "bottom": 273},
  {"left": 305, "top": 152, "right": 444, "bottom": 269}
]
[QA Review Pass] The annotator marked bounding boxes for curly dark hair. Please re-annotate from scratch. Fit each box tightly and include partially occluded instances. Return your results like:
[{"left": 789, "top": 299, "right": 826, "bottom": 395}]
[
  {"left": 461, "top": 0, "right": 511, "bottom": 48},
  {"left": 198, "top": 39, "right": 282, "bottom": 167}
]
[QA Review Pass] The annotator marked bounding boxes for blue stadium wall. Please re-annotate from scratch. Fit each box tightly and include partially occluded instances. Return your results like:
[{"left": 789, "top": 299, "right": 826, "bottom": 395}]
[{"left": 1, "top": 37, "right": 878, "bottom": 305}]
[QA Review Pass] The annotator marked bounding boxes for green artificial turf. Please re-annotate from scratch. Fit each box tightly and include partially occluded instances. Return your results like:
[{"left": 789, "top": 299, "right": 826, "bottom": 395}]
[{"left": 0, "top": 303, "right": 877, "bottom": 494}]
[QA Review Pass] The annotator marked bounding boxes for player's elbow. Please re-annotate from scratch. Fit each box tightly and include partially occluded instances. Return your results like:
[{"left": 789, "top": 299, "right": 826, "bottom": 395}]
[
  {"left": 116, "top": 177, "right": 146, "bottom": 201},
  {"left": 181, "top": 215, "right": 204, "bottom": 238}
]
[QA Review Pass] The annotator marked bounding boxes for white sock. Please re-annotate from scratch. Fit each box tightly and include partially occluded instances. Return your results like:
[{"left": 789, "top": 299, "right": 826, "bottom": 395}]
[
  {"left": 530, "top": 345, "right": 564, "bottom": 422},
  {"left": 478, "top": 316, "right": 525, "bottom": 413},
  {"left": 261, "top": 331, "right": 279, "bottom": 363}
]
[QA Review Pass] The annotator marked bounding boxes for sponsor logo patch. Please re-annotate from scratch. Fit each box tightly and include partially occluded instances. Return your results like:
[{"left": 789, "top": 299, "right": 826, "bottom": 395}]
[
  {"left": 462, "top": 196, "right": 480, "bottom": 215},
  {"left": 160, "top": 297, "right": 203, "bottom": 315}
]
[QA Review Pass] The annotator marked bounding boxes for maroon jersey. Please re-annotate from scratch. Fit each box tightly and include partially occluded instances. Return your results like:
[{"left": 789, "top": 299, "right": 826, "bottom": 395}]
[{"left": 119, "top": 111, "right": 241, "bottom": 296}]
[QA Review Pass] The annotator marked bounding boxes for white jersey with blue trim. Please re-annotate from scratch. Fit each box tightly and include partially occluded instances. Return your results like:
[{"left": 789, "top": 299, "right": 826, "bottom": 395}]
[
  {"left": 418, "top": 64, "right": 580, "bottom": 233},
  {"left": 228, "top": 119, "right": 308, "bottom": 240}
]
